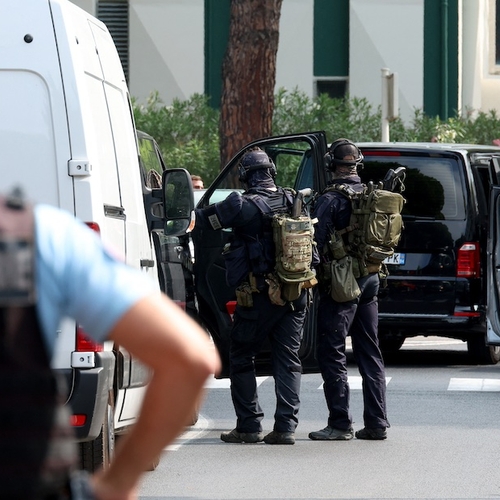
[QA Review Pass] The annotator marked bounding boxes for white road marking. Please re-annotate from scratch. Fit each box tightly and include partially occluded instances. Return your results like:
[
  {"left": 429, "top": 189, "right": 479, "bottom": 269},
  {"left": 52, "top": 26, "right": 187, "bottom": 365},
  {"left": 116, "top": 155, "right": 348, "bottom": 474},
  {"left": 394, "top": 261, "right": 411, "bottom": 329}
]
[
  {"left": 166, "top": 414, "right": 210, "bottom": 451},
  {"left": 206, "top": 375, "right": 500, "bottom": 392},
  {"left": 205, "top": 376, "right": 268, "bottom": 389},
  {"left": 348, "top": 375, "right": 392, "bottom": 390},
  {"left": 316, "top": 376, "right": 500, "bottom": 391},
  {"left": 317, "top": 376, "right": 392, "bottom": 390},
  {"left": 448, "top": 378, "right": 500, "bottom": 392},
  {"left": 402, "top": 338, "right": 464, "bottom": 346}
]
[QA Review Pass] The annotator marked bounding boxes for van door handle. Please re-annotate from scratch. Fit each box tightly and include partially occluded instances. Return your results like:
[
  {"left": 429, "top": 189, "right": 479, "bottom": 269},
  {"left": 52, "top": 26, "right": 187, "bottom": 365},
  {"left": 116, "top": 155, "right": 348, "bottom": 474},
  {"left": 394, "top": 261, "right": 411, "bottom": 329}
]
[
  {"left": 140, "top": 259, "right": 154, "bottom": 268},
  {"left": 104, "top": 204, "right": 126, "bottom": 220}
]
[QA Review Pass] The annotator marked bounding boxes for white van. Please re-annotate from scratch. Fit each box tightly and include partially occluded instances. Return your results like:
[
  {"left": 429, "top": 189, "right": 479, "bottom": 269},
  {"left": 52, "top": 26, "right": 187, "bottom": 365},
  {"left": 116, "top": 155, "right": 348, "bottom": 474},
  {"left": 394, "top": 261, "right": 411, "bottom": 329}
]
[{"left": 0, "top": 0, "right": 171, "bottom": 471}]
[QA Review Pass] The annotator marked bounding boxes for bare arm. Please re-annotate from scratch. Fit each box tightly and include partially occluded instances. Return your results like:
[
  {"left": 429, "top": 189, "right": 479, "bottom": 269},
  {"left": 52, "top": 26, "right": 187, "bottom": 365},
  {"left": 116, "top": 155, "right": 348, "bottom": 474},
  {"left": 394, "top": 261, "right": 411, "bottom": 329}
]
[{"left": 91, "top": 293, "right": 220, "bottom": 499}]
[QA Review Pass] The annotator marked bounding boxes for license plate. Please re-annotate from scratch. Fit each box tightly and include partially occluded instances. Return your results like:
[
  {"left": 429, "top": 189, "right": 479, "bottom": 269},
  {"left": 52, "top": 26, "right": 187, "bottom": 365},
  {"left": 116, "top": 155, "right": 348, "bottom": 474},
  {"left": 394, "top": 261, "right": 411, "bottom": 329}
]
[{"left": 384, "top": 253, "right": 406, "bottom": 265}]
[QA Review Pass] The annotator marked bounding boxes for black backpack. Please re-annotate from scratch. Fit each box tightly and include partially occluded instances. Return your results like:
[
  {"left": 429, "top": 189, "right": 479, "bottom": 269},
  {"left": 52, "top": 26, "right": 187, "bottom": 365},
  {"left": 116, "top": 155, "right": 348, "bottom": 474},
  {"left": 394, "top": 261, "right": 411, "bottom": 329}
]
[{"left": 0, "top": 193, "right": 79, "bottom": 499}]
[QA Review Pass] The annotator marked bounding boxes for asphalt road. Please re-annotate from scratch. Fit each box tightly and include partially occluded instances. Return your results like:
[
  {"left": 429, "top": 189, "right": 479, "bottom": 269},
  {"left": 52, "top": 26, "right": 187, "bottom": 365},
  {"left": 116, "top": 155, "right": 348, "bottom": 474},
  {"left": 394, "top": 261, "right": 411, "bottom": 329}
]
[{"left": 139, "top": 337, "right": 500, "bottom": 500}]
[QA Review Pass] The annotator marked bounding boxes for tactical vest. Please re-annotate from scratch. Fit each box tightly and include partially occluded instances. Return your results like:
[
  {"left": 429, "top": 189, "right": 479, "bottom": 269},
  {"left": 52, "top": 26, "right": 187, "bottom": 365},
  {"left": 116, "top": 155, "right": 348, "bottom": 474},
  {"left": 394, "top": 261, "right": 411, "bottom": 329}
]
[
  {"left": 244, "top": 187, "right": 295, "bottom": 276},
  {"left": 222, "top": 187, "right": 295, "bottom": 289},
  {"left": 0, "top": 194, "right": 77, "bottom": 499}
]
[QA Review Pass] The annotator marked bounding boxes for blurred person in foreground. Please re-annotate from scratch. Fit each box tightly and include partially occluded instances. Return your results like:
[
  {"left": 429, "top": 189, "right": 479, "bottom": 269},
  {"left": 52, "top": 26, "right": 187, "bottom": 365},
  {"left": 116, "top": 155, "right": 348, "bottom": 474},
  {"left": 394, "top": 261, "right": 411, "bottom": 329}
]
[{"left": 0, "top": 191, "right": 220, "bottom": 499}]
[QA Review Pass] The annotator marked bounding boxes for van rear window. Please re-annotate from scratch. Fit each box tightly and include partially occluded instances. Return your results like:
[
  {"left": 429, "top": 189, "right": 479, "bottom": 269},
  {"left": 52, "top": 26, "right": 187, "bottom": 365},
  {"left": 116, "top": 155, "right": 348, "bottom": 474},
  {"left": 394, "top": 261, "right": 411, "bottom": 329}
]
[{"left": 361, "top": 155, "right": 465, "bottom": 220}]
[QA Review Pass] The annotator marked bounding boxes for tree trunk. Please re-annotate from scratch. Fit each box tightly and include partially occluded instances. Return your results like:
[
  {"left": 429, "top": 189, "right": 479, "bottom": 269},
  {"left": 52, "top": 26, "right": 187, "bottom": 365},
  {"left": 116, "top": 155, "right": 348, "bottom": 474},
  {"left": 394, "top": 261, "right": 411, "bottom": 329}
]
[{"left": 219, "top": 0, "right": 283, "bottom": 171}]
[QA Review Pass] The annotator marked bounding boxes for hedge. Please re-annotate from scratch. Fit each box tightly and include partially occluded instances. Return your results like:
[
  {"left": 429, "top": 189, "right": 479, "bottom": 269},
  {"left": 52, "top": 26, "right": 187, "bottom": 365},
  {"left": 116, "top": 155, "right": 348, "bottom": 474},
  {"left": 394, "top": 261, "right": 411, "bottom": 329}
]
[{"left": 132, "top": 88, "right": 500, "bottom": 185}]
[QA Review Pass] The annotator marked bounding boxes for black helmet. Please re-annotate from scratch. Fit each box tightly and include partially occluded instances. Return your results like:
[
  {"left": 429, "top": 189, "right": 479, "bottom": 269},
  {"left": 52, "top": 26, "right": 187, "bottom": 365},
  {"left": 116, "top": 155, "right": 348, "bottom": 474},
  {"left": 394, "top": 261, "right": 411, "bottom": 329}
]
[
  {"left": 238, "top": 148, "right": 277, "bottom": 182},
  {"left": 324, "top": 138, "right": 364, "bottom": 171}
]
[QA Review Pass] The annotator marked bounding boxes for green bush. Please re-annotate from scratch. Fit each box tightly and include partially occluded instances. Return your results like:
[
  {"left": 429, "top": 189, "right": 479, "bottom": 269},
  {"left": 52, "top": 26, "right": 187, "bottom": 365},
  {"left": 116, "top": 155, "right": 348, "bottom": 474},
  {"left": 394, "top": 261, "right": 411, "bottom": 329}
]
[
  {"left": 132, "top": 88, "right": 500, "bottom": 185},
  {"left": 273, "top": 88, "right": 382, "bottom": 141},
  {"left": 132, "top": 92, "right": 220, "bottom": 184}
]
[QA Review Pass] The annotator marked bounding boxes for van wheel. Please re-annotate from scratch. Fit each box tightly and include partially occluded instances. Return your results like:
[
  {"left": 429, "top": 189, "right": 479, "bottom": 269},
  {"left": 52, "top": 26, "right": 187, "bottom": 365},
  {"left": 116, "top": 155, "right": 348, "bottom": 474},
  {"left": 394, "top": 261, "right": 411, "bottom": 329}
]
[
  {"left": 467, "top": 336, "right": 500, "bottom": 365},
  {"left": 378, "top": 335, "right": 405, "bottom": 353},
  {"left": 79, "top": 392, "right": 115, "bottom": 472}
]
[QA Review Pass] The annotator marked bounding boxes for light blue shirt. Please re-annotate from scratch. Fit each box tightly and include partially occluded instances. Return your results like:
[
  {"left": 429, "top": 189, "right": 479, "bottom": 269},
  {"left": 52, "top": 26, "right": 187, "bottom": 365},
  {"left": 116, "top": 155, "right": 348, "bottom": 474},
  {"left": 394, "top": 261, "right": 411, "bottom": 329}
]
[{"left": 34, "top": 204, "right": 157, "bottom": 354}]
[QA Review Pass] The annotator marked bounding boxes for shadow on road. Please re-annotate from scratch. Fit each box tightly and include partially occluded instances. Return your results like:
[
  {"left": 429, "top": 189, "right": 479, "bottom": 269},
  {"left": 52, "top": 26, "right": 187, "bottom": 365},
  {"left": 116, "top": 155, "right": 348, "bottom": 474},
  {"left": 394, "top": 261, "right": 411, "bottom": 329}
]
[
  {"left": 380, "top": 347, "right": 473, "bottom": 367},
  {"left": 346, "top": 337, "right": 486, "bottom": 368}
]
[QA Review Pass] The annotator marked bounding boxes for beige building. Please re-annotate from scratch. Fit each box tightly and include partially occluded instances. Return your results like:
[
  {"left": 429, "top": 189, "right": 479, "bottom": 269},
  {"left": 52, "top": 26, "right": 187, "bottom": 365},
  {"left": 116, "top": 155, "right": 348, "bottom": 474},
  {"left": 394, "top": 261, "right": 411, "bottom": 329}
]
[{"left": 72, "top": 0, "right": 500, "bottom": 123}]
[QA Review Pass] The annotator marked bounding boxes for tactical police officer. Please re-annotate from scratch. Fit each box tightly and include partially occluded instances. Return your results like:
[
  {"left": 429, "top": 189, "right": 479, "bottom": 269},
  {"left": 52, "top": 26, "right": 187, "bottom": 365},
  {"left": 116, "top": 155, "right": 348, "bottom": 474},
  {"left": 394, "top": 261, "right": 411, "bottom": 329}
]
[
  {"left": 195, "top": 148, "right": 314, "bottom": 445},
  {"left": 309, "top": 139, "right": 390, "bottom": 441}
]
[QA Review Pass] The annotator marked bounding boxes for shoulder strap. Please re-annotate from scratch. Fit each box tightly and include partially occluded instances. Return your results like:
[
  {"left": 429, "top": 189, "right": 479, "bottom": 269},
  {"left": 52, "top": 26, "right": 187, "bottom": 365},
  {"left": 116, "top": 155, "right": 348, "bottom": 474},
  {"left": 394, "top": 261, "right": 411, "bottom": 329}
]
[
  {"left": 323, "top": 183, "right": 358, "bottom": 199},
  {"left": 321, "top": 184, "right": 361, "bottom": 237},
  {"left": 246, "top": 193, "right": 273, "bottom": 215},
  {"left": 246, "top": 188, "right": 293, "bottom": 216}
]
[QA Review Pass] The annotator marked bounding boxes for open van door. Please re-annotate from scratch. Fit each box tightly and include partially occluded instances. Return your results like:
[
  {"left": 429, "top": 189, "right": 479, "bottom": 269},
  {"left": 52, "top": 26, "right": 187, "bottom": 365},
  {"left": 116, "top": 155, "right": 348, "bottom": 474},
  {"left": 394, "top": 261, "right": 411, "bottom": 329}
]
[
  {"left": 191, "top": 132, "right": 328, "bottom": 377},
  {"left": 486, "top": 158, "right": 500, "bottom": 346}
]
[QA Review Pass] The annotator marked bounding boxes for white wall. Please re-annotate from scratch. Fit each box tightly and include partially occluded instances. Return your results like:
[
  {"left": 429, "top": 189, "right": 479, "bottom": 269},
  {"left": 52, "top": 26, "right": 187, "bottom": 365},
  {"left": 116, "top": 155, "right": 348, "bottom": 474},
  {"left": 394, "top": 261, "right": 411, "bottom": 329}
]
[
  {"left": 350, "top": 0, "right": 424, "bottom": 123},
  {"left": 70, "top": 0, "right": 94, "bottom": 14},
  {"left": 275, "top": 0, "right": 314, "bottom": 97},
  {"left": 70, "top": 0, "right": 204, "bottom": 105},
  {"left": 71, "top": 0, "right": 313, "bottom": 104},
  {"left": 128, "top": 0, "right": 204, "bottom": 104},
  {"left": 70, "top": 0, "right": 500, "bottom": 121},
  {"left": 129, "top": 0, "right": 315, "bottom": 105},
  {"left": 461, "top": 0, "right": 485, "bottom": 114}
]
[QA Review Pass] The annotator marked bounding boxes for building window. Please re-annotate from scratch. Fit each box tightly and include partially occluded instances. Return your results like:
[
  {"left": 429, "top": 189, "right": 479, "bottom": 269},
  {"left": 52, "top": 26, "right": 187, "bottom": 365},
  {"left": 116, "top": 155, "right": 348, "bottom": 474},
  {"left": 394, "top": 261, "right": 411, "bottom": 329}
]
[
  {"left": 315, "top": 78, "right": 348, "bottom": 99},
  {"left": 313, "top": 0, "right": 349, "bottom": 100},
  {"left": 97, "top": 1, "right": 129, "bottom": 81},
  {"left": 488, "top": 0, "right": 500, "bottom": 74}
]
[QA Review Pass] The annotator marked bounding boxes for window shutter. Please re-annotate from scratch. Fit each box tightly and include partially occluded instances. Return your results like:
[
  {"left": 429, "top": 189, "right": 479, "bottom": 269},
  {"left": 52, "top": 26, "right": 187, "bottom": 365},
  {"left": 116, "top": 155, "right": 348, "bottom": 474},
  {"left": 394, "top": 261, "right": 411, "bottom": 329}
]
[{"left": 97, "top": 1, "right": 129, "bottom": 81}]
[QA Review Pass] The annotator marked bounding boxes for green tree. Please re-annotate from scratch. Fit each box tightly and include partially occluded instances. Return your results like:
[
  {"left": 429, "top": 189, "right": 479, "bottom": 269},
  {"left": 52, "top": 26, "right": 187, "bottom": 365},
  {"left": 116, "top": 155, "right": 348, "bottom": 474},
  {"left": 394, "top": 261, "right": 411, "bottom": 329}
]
[
  {"left": 219, "top": 0, "right": 283, "bottom": 170},
  {"left": 133, "top": 92, "right": 220, "bottom": 184}
]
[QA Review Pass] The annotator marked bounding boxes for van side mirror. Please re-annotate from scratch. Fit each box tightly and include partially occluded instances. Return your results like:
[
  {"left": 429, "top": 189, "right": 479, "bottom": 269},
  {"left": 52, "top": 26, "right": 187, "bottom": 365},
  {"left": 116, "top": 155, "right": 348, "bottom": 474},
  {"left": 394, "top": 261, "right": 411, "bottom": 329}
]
[{"left": 162, "top": 168, "right": 194, "bottom": 236}]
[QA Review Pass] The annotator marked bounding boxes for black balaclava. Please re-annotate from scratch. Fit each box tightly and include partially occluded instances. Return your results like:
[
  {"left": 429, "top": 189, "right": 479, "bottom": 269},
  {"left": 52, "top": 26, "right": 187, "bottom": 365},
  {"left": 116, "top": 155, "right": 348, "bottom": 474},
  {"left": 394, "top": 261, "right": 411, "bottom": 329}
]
[{"left": 245, "top": 167, "right": 276, "bottom": 189}]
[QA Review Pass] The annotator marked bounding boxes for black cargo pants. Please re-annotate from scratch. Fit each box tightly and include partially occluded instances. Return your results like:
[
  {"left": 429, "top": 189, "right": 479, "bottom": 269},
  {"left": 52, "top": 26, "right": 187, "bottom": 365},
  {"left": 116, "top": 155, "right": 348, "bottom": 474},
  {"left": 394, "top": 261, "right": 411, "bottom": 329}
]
[
  {"left": 316, "top": 272, "right": 389, "bottom": 430},
  {"left": 229, "top": 289, "right": 307, "bottom": 434}
]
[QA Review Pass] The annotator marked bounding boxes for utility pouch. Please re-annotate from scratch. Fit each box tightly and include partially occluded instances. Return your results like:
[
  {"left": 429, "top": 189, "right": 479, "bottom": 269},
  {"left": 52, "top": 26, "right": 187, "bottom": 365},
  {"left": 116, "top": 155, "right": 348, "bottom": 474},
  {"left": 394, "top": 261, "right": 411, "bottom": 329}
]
[
  {"left": 330, "top": 256, "right": 361, "bottom": 303},
  {"left": 351, "top": 256, "right": 365, "bottom": 279},
  {"left": 282, "top": 282, "right": 302, "bottom": 302},
  {"left": 328, "top": 231, "right": 347, "bottom": 261},
  {"left": 248, "top": 272, "right": 260, "bottom": 292},
  {"left": 265, "top": 274, "right": 286, "bottom": 306},
  {"left": 379, "top": 262, "right": 389, "bottom": 288},
  {"left": 235, "top": 282, "right": 254, "bottom": 308}
]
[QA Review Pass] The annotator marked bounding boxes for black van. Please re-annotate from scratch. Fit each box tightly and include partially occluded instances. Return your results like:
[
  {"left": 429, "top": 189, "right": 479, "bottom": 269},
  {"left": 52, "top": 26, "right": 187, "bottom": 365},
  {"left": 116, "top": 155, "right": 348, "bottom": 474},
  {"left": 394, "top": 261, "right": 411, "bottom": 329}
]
[
  {"left": 177, "top": 133, "right": 500, "bottom": 372},
  {"left": 358, "top": 142, "right": 500, "bottom": 364}
]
